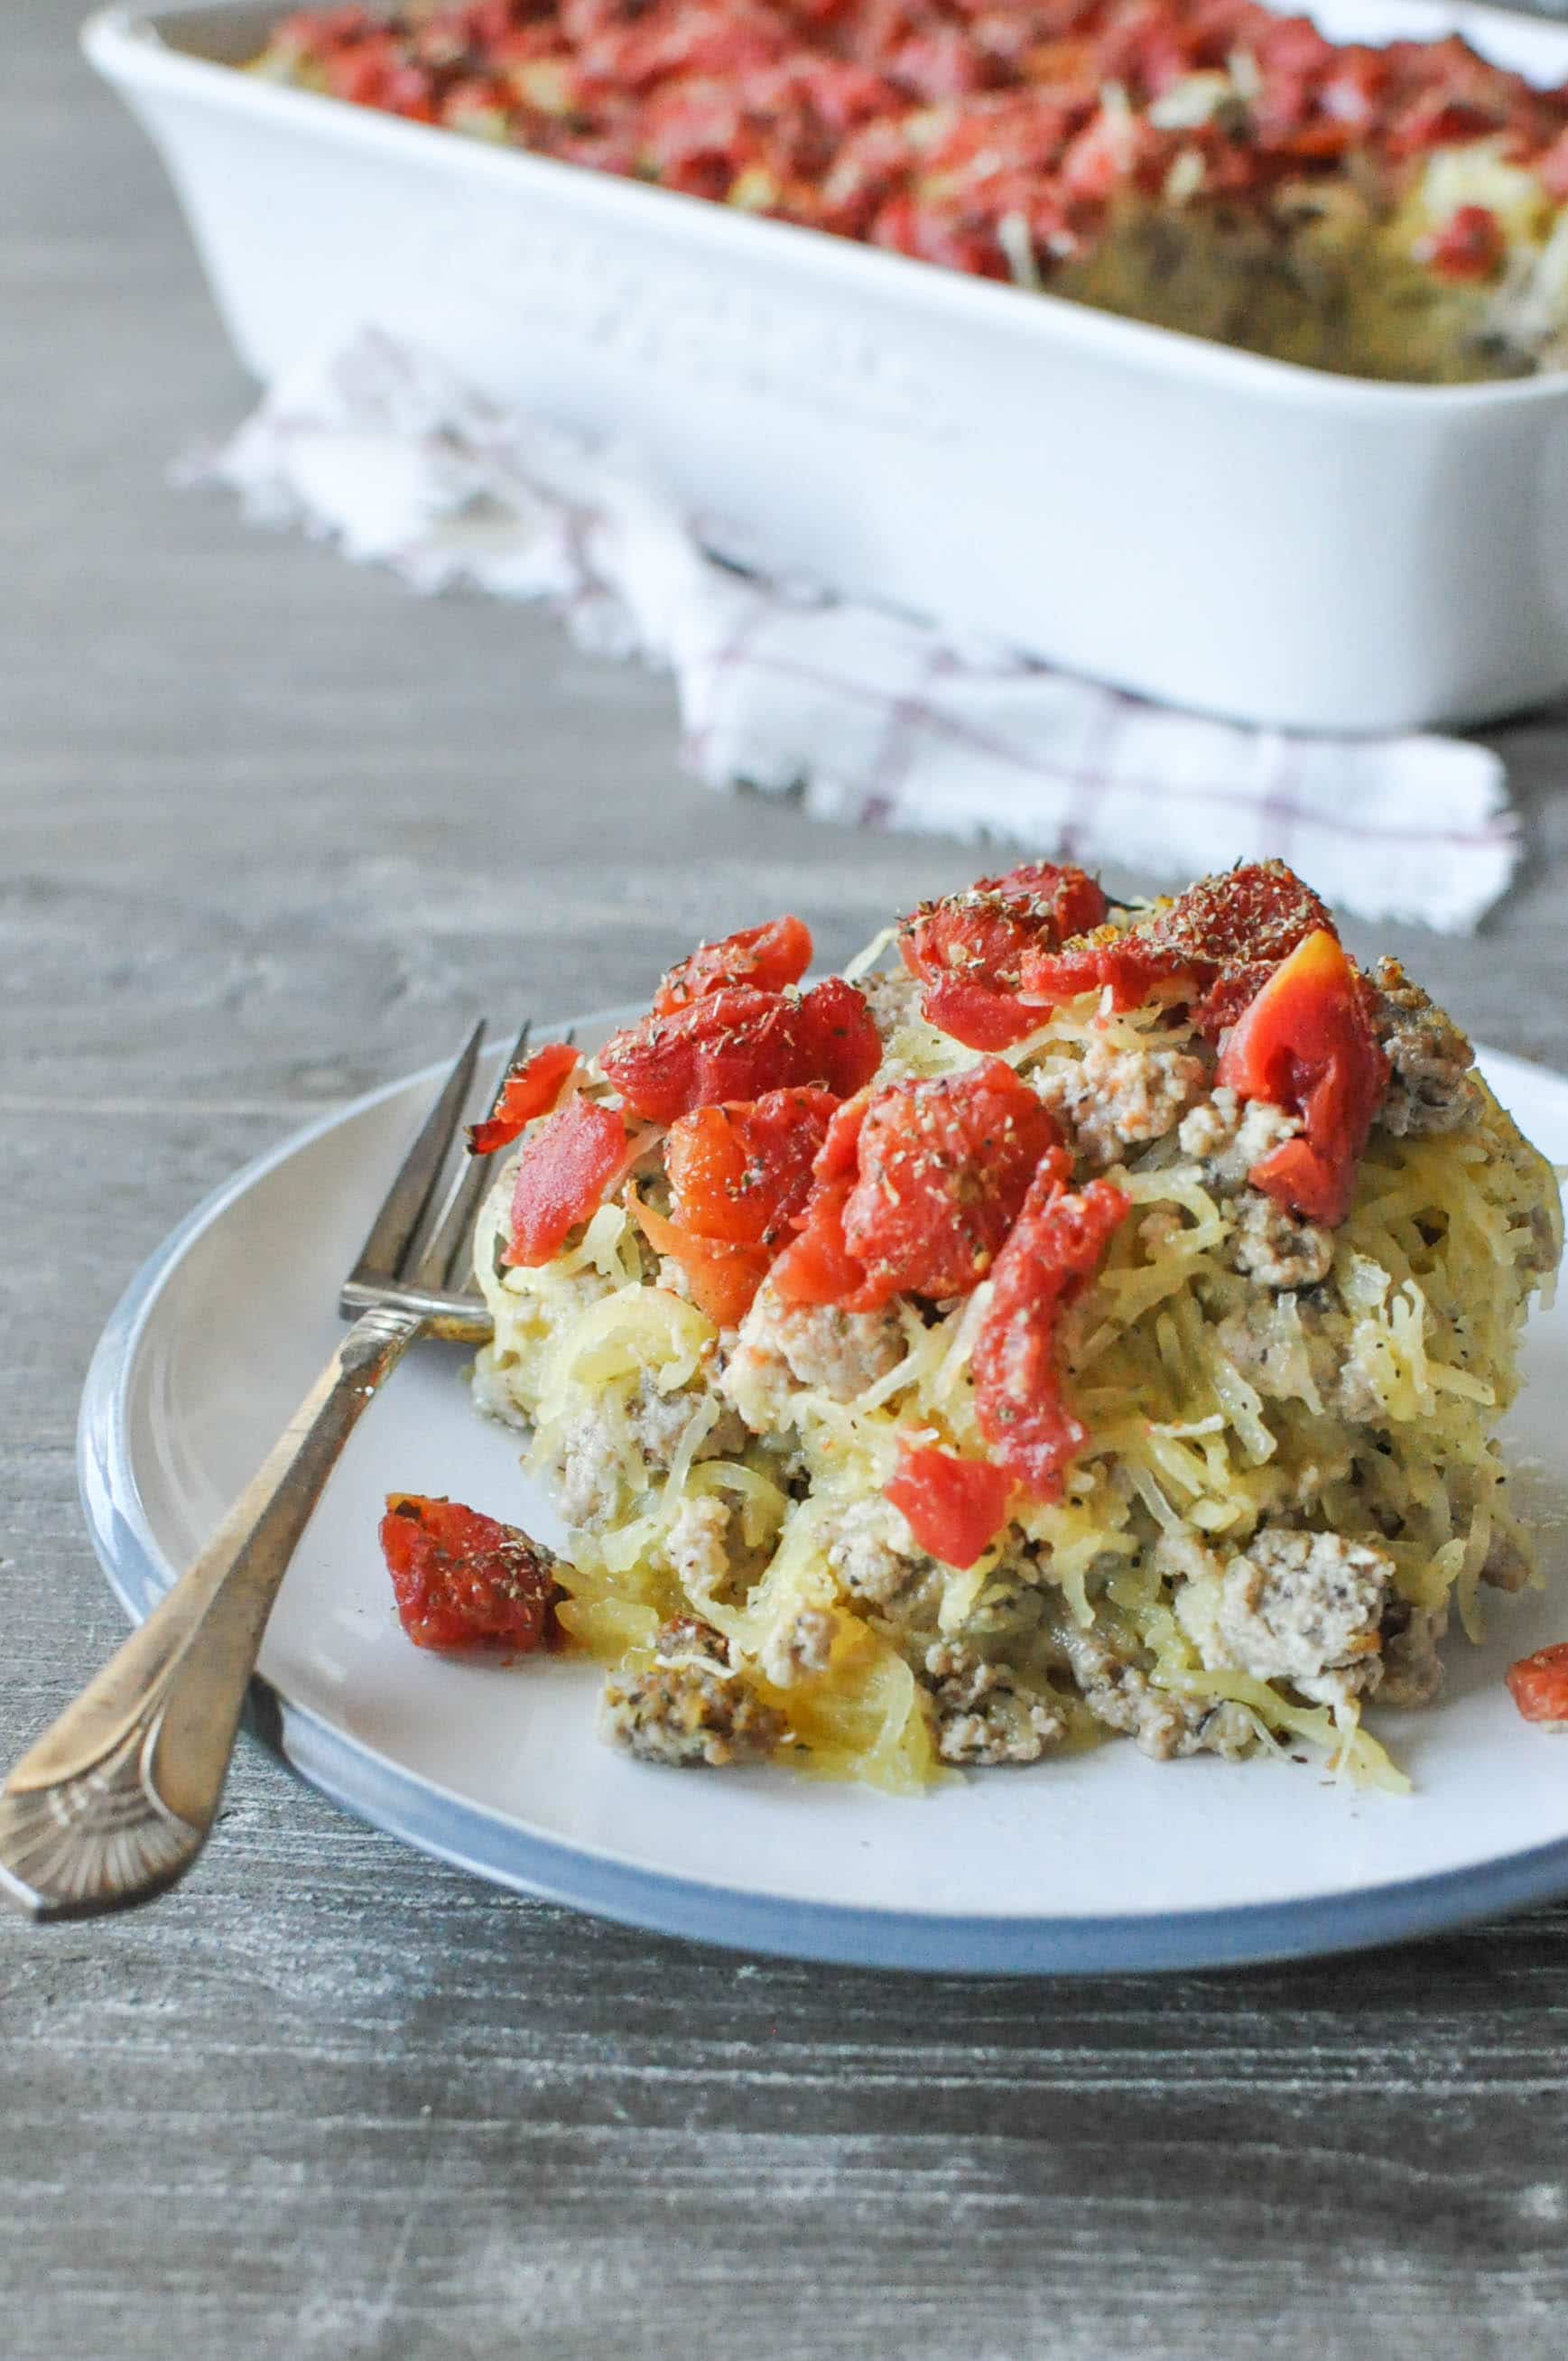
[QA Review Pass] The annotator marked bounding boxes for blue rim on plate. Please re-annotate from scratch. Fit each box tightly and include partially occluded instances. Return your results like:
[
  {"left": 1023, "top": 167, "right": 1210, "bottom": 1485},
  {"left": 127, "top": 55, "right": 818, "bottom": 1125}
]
[{"left": 77, "top": 1048, "right": 1568, "bottom": 1974}]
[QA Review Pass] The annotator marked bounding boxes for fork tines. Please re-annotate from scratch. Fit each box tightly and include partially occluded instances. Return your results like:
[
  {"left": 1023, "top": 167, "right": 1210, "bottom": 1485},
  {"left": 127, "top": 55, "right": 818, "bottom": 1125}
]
[{"left": 342, "top": 1018, "right": 530, "bottom": 1324}]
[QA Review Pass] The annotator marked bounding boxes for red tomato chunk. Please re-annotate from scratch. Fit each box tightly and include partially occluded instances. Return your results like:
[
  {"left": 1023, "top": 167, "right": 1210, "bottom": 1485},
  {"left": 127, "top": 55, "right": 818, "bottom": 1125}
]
[
  {"left": 380, "top": 1493, "right": 560, "bottom": 1652},
  {"left": 468, "top": 1038, "right": 579, "bottom": 1157},
  {"left": 840, "top": 1062, "right": 1063, "bottom": 1306},
  {"left": 1429, "top": 203, "right": 1504, "bottom": 280},
  {"left": 600, "top": 987, "right": 803, "bottom": 1124},
  {"left": 506, "top": 1095, "right": 632, "bottom": 1265},
  {"left": 775, "top": 1064, "right": 1066, "bottom": 1312},
  {"left": 768, "top": 1096, "right": 870, "bottom": 1309},
  {"left": 1507, "top": 1642, "right": 1568, "bottom": 1726},
  {"left": 901, "top": 861, "right": 1109, "bottom": 1048},
  {"left": 1215, "top": 928, "right": 1388, "bottom": 1227},
  {"left": 1021, "top": 859, "right": 1340, "bottom": 1031},
  {"left": 628, "top": 1186, "right": 771, "bottom": 1326},
  {"left": 793, "top": 975, "right": 884, "bottom": 1099},
  {"left": 1143, "top": 859, "right": 1336, "bottom": 975},
  {"left": 973, "top": 1157, "right": 1129, "bottom": 1499},
  {"left": 665, "top": 1085, "right": 839, "bottom": 1246},
  {"left": 653, "top": 913, "right": 812, "bottom": 1013},
  {"left": 1016, "top": 929, "right": 1185, "bottom": 1018},
  {"left": 600, "top": 978, "right": 878, "bottom": 1123},
  {"left": 885, "top": 1443, "right": 1014, "bottom": 1570}
]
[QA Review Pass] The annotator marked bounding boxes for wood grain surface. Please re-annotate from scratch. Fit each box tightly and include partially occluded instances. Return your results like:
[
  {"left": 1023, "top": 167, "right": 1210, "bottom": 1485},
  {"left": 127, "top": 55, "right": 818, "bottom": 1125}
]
[{"left": 5, "top": 5, "right": 1568, "bottom": 2355}]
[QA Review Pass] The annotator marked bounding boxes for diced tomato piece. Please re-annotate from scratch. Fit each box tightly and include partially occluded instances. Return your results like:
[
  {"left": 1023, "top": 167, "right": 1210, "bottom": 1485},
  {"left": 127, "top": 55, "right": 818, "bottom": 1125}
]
[
  {"left": 1216, "top": 929, "right": 1390, "bottom": 1227},
  {"left": 468, "top": 1038, "right": 580, "bottom": 1156},
  {"left": 810, "top": 1089, "right": 868, "bottom": 1183},
  {"left": 627, "top": 1186, "right": 770, "bottom": 1325},
  {"left": 901, "top": 862, "right": 1109, "bottom": 1047},
  {"left": 601, "top": 979, "right": 880, "bottom": 1123},
  {"left": 380, "top": 1493, "right": 560, "bottom": 1652},
  {"left": 1191, "top": 962, "right": 1279, "bottom": 1040},
  {"left": 599, "top": 986, "right": 807, "bottom": 1123},
  {"left": 1428, "top": 204, "right": 1504, "bottom": 281},
  {"left": 900, "top": 868, "right": 1105, "bottom": 990},
  {"left": 844, "top": 1062, "right": 1061, "bottom": 1304},
  {"left": 794, "top": 975, "right": 884, "bottom": 1096},
  {"left": 1020, "top": 862, "right": 1340, "bottom": 1036},
  {"left": 665, "top": 1085, "right": 839, "bottom": 1246},
  {"left": 973, "top": 1157, "right": 1127, "bottom": 1500},
  {"left": 905, "top": 897, "right": 1063, "bottom": 1049},
  {"left": 1386, "top": 89, "right": 1501, "bottom": 160},
  {"left": 982, "top": 860, "right": 1109, "bottom": 939},
  {"left": 769, "top": 1174, "right": 866, "bottom": 1305},
  {"left": 652, "top": 913, "right": 813, "bottom": 1014},
  {"left": 506, "top": 1095, "right": 632, "bottom": 1265},
  {"left": 1017, "top": 927, "right": 1189, "bottom": 1015},
  {"left": 884, "top": 1443, "right": 1014, "bottom": 1570},
  {"left": 1142, "top": 860, "right": 1336, "bottom": 974},
  {"left": 1507, "top": 1642, "right": 1568, "bottom": 1727},
  {"left": 776, "top": 1066, "right": 1064, "bottom": 1310},
  {"left": 792, "top": 1062, "right": 1060, "bottom": 1308},
  {"left": 910, "top": 974, "right": 1044, "bottom": 1051},
  {"left": 771, "top": 1096, "right": 873, "bottom": 1306}
]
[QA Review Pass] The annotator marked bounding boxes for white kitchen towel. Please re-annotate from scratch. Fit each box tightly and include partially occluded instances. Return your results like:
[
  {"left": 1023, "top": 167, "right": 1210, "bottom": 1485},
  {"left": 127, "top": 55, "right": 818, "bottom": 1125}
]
[{"left": 187, "top": 325, "right": 1519, "bottom": 931}]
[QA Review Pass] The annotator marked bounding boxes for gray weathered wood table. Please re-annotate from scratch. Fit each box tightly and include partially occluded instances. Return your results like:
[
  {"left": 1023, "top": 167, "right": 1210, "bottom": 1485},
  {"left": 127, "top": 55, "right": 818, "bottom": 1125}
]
[{"left": 5, "top": 5, "right": 1568, "bottom": 2355}]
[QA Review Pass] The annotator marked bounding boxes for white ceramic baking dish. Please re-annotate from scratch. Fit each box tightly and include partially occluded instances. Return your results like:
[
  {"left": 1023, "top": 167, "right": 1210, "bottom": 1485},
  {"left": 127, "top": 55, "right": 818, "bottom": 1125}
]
[{"left": 84, "top": 0, "right": 1568, "bottom": 731}]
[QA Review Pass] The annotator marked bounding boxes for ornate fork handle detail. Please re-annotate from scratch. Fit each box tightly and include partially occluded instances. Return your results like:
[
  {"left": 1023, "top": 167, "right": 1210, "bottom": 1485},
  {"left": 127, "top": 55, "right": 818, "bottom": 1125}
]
[{"left": 0, "top": 1304, "right": 427, "bottom": 1922}]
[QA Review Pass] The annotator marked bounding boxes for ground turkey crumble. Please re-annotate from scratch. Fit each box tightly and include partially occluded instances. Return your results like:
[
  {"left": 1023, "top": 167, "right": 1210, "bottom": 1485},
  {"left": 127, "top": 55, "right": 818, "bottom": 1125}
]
[
  {"left": 857, "top": 966, "right": 923, "bottom": 1044},
  {"left": 1036, "top": 1037, "right": 1208, "bottom": 1171},
  {"left": 1186, "top": 1527, "right": 1395, "bottom": 1709},
  {"left": 553, "top": 1378, "right": 747, "bottom": 1529},
  {"left": 599, "top": 1617, "right": 785, "bottom": 1768},
  {"left": 722, "top": 1278, "right": 907, "bottom": 1429},
  {"left": 1230, "top": 1190, "right": 1335, "bottom": 1289},
  {"left": 921, "top": 1641, "right": 1065, "bottom": 1765},
  {"left": 663, "top": 1493, "right": 733, "bottom": 1605},
  {"left": 760, "top": 1608, "right": 839, "bottom": 1687},
  {"left": 825, "top": 1495, "right": 942, "bottom": 1620},
  {"left": 1178, "top": 1088, "right": 1301, "bottom": 1189},
  {"left": 1370, "top": 958, "right": 1482, "bottom": 1137},
  {"left": 1378, "top": 1599, "right": 1450, "bottom": 1707},
  {"left": 1053, "top": 1620, "right": 1257, "bottom": 1760},
  {"left": 1215, "top": 1300, "right": 1385, "bottom": 1423}
]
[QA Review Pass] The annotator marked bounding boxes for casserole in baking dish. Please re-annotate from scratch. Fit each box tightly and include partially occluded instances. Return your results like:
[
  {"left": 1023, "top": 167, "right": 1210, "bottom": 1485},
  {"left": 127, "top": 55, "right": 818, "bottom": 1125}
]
[
  {"left": 84, "top": 0, "right": 1568, "bottom": 728},
  {"left": 252, "top": 0, "right": 1568, "bottom": 388}
]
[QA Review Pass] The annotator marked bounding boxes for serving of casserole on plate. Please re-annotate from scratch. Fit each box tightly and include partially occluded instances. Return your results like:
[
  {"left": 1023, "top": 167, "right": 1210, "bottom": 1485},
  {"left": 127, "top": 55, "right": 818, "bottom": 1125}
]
[{"left": 441, "top": 860, "right": 1564, "bottom": 1802}]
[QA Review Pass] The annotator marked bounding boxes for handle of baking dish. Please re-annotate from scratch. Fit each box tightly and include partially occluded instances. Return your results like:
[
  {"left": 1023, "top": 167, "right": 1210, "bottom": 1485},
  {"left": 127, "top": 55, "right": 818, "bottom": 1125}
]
[{"left": 0, "top": 1303, "right": 425, "bottom": 1922}]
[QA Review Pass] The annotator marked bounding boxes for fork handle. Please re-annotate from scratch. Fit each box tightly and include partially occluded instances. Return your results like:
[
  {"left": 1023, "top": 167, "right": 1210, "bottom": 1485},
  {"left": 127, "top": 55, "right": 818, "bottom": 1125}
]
[{"left": 0, "top": 1303, "right": 426, "bottom": 1922}]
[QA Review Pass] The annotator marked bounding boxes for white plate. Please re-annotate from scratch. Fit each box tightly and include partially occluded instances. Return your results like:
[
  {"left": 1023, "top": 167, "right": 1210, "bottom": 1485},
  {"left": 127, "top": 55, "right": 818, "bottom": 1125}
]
[{"left": 79, "top": 1019, "right": 1568, "bottom": 1972}]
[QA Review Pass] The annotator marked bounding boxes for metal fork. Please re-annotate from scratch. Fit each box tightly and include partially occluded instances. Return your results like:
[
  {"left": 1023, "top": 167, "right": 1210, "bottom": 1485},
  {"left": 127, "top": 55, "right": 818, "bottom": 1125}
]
[{"left": 0, "top": 1019, "right": 529, "bottom": 1923}]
